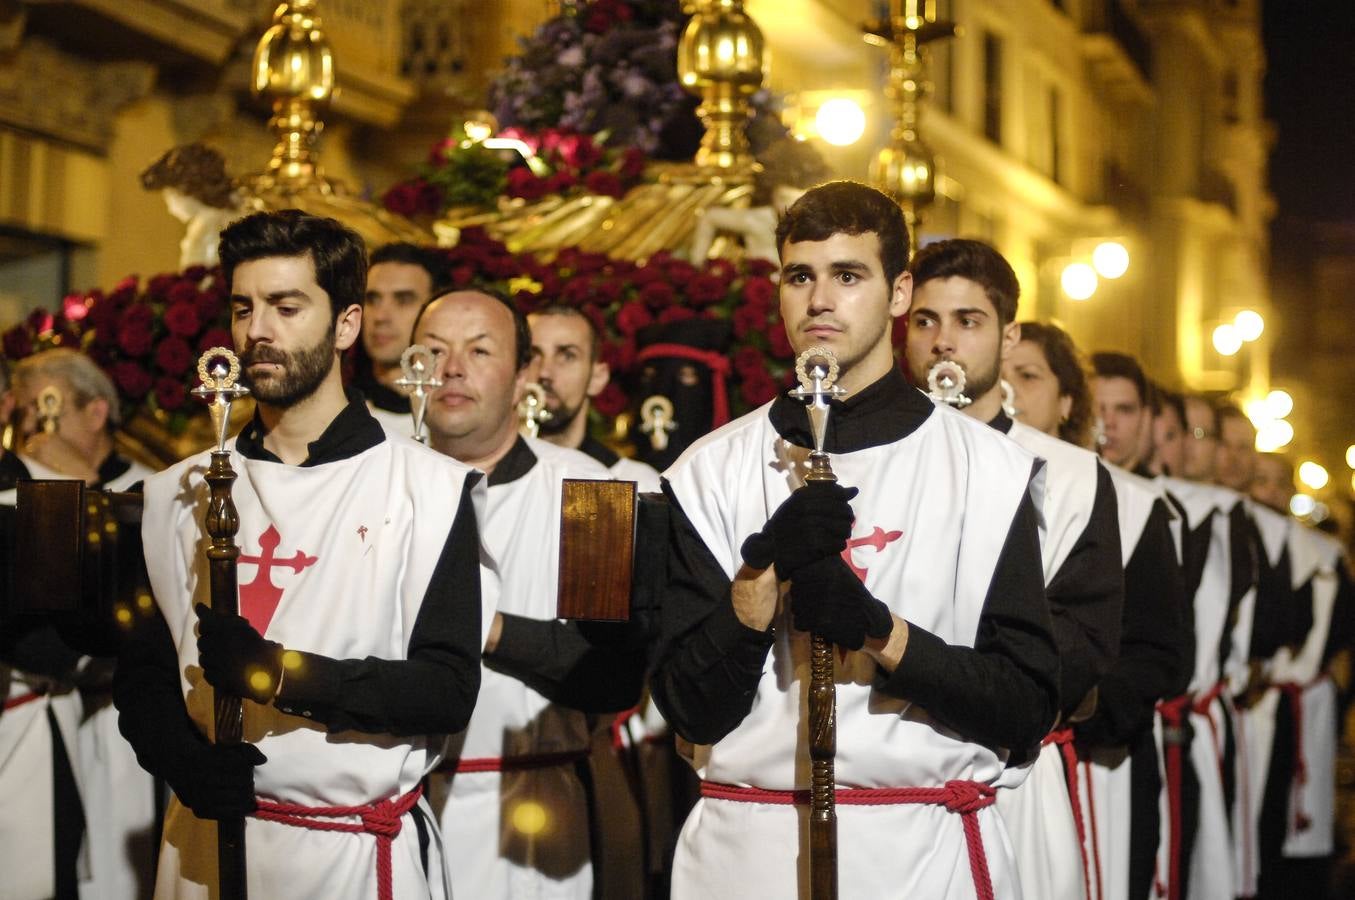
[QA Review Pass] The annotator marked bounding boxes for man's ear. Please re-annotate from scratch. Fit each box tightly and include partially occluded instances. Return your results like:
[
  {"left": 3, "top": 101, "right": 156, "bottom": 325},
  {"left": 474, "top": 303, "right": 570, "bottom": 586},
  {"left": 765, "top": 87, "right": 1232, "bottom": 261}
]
[
  {"left": 82, "top": 396, "right": 111, "bottom": 433},
  {"left": 1002, "top": 320, "right": 1021, "bottom": 356},
  {"left": 586, "top": 360, "right": 611, "bottom": 399},
  {"left": 889, "top": 271, "right": 913, "bottom": 318},
  {"left": 334, "top": 304, "right": 362, "bottom": 352}
]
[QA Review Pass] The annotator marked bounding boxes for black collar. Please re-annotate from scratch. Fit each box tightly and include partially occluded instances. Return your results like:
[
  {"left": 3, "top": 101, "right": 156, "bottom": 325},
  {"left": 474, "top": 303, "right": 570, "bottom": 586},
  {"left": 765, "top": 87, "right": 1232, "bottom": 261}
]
[
  {"left": 352, "top": 364, "right": 411, "bottom": 414},
  {"left": 487, "top": 436, "right": 538, "bottom": 486},
  {"left": 95, "top": 453, "right": 132, "bottom": 487},
  {"left": 987, "top": 411, "right": 1014, "bottom": 434},
  {"left": 578, "top": 434, "right": 620, "bottom": 468},
  {"left": 236, "top": 389, "right": 386, "bottom": 466},
  {"left": 0, "top": 451, "right": 29, "bottom": 490},
  {"left": 768, "top": 367, "right": 933, "bottom": 453}
]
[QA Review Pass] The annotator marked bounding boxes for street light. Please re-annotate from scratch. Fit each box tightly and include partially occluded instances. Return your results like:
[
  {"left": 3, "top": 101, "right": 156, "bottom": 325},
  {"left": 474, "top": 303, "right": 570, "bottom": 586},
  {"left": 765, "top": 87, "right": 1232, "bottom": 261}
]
[
  {"left": 1234, "top": 310, "right": 1265, "bottom": 342},
  {"left": 815, "top": 98, "right": 867, "bottom": 146},
  {"left": 1255, "top": 419, "right": 1294, "bottom": 452},
  {"left": 1213, "top": 323, "right": 1243, "bottom": 356},
  {"left": 1062, "top": 263, "right": 1098, "bottom": 300},
  {"left": 1347, "top": 444, "right": 1355, "bottom": 469},
  {"left": 1092, "top": 241, "right": 1130, "bottom": 279},
  {"left": 1299, "top": 461, "right": 1330, "bottom": 491},
  {"left": 1291, "top": 493, "right": 1316, "bottom": 517},
  {"left": 1265, "top": 389, "right": 1293, "bottom": 419}
]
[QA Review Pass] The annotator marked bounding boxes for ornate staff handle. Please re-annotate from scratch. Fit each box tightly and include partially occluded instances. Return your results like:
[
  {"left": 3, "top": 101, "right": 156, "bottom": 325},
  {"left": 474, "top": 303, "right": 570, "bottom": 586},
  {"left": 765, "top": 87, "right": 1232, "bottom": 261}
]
[
  {"left": 192, "top": 348, "right": 249, "bottom": 900},
  {"left": 787, "top": 347, "right": 846, "bottom": 900},
  {"left": 395, "top": 344, "right": 442, "bottom": 443},
  {"left": 517, "top": 382, "right": 553, "bottom": 439}
]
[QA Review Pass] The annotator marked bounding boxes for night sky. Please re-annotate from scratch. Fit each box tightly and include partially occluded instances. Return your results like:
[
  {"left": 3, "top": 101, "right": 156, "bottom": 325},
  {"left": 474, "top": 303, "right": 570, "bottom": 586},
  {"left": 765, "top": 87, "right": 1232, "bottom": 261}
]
[{"left": 1262, "top": 1, "right": 1355, "bottom": 226}]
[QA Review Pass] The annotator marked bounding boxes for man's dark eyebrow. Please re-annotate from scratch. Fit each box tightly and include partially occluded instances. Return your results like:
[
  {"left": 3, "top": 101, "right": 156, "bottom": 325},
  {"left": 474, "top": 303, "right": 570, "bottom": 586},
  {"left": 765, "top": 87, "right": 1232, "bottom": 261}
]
[
  {"left": 828, "top": 260, "right": 872, "bottom": 274},
  {"left": 264, "top": 289, "right": 310, "bottom": 302}
]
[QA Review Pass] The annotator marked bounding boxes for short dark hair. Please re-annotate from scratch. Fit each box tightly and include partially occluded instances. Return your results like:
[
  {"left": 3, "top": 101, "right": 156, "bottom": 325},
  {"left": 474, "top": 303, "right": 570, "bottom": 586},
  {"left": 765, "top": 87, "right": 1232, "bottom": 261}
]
[
  {"left": 907, "top": 238, "right": 1020, "bottom": 324},
  {"left": 1152, "top": 383, "right": 1186, "bottom": 426},
  {"left": 219, "top": 210, "right": 367, "bottom": 320},
  {"left": 531, "top": 304, "right": 601, "bottom": 362},
  {"left": 775, "top": 181, "right": 911, "bottom": 288},
  {"left": 415, "top": 286, "right": 533, "bottom": 372},
  {"left": 1017, "top": 321, "right": 1094, "bottom": 447},
  {"left": 369, "top": 242, "right": 448, "bottom": 292},
  {"left": 1090, "top": 351, "right": 1148, "bottom": 406},
  {"left": 1216, "top": 402, "right": 1255, "bottom": 435}
]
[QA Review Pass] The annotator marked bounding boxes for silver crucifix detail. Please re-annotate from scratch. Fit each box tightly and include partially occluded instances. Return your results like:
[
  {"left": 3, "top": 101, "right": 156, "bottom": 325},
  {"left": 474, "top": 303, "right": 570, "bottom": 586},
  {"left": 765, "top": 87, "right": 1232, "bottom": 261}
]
[
  {"left": 192, "top": 347, "right": 249, "bottom": 452},
  {"left": 926, "top": 359, "right": 972, "bottom": 408},
  {"left": 395, "top": 344, "right": 443, "bottom": 443},
  {"left": 517, "top": 382, "right": 553, "bottom": 439},
  {"left": 787, "top": 347, "right": 846, "bottom": 472}
]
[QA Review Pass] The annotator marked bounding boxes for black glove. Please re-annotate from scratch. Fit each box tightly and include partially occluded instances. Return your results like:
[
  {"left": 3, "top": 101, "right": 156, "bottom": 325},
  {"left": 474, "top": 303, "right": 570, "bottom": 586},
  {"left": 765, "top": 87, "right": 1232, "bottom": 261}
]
[
  {"left": 196, "top": 603, "right": 283, "bottom": 705},
  {"left": 788, "top": 556, "right": 894, "bottom": 651},
  {"left": 162, "top": 740, "right": 267, "bottom": 820},
  {"left": 741, "top": 482, "right": 859, "bottom": 579}
]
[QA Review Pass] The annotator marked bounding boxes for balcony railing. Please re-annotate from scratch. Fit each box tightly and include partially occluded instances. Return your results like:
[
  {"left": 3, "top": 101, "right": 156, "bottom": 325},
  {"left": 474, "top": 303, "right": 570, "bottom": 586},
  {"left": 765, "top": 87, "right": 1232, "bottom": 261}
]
[{"left": 1085, "top": 0, "right": 1153, "bottom": 83}]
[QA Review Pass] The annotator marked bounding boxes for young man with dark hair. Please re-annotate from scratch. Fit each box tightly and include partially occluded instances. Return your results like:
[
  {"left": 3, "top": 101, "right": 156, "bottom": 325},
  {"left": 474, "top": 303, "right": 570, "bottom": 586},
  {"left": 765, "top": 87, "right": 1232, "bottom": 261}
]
[
  {"left": 1091, "top": 351, "right": 1153, "bottom": 473},
  {"left": 1216, "top": 403, "right": 1258, "bottom": 495},
  {"left": 414, "top": 288, "right": 645, "bottom": 899},
  {"left": 1150, "top": 384, "right": 1188, "bottom": 478},
  {"left": 529, "top": 304, "right": 660, "bottom": 490},
  {"left": 653, "top": 182, "right": 1058, "bottom": 897},
  {"left": 358, "top": 242, "right": 447, "bottom": 434},
  {"left": 904, "top": 238, "right": 1127, "bottom": 900},
  {"left": 116, "top": 210, "right": 487, "bottom": 898}
]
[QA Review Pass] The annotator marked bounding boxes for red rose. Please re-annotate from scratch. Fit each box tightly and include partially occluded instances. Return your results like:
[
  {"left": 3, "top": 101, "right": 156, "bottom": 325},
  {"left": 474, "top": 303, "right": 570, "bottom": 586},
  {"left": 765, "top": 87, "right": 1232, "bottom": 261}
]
[
  {"left": 167, "top": 281, "right": 198, "bottom": 307},
  {"left": 584, "top": 170, "right": 625, "bottom": 197},
  {"left": 768, "top": 325, "right": 794, "bottom": 360},
  {"left": 507, "top": 167, "right": 549, "bottom": 201},
  {"left": 592, "top": 279, "right": 622, "bottom": 303},
  {"left": 428, "top": 138, "right": 458, "bottom": 166},
  {"left": 183, "top": 265, "right": 209, "bottom": 282},
  {"left": 600, "top": 339, "right": 636, "bottom": 373},
  {"left": 574, "top": 252, "right": 609, "bottom": 276},
  {"left": 195, "top": 286, "right": 225, "bottom": 325},
  {"left": 592, "top": 382, "right": 628, "bottom": 417},
  {"left": 557, "top": 133, "right": 605, "bottom": 171},
  {"left": 732, "top": 303, "right": 768, "bottom": 340},
  {"left": 744, "top": 258, "right": 778, "bottom": 278},
  {"left": 484, "top": 253, "right": 523, "bottom": 279},
  {"left": 705, "top": 259, "right": 737, "bottom": 283},
  {"left": 741, "top": 276, "right": 775, "bottom": 310},
  {"left": 163, "top": 301, "right": 201, "bottom": 338},
  {"left": 685, "top": 273, "right": 727, "bottom": 308},
  {"left": 197, "top": 328, "right": 233, "bottom": 353},
  {"left": 629, "top": 265, "right": 666, "bottom": 287},
  {"left": 741, "top": 369, "right": 779, "bottom": 407},
  {"left": 615, "top": 301, "right": 653, "bottom": 336},
  {"left": 581, "top": 304, "right": 608, "bottom": 336},
  {"left": 154, "top": 376, "right": 188, "bottom": 412},
  {"left": 619, "top": 147, "right": 647, "bottom": 181},
  {"left": 661, "top": 258, "right": 697, "bottom": 288},
  {"left": 733, "top": 346, "right": 766, "bottom": 379},
  {"left": 547, "top": 171, "right": 579, "bottom": 194},
  {"left": 450, "top": 265, "right": 475, "bottom": 287},
  {"left": 112, "top": 361, "right": 153, "bottom": 398},
  {"left": 3, "top": 325, "right": 32, "bottom": 359},
  {"left": 657, "top": 307, "right": 696, "bottom": 325},
  {"left": 640, "top": 281, "right": 676, "bottom": 310},
  {"left": 146, "top": 274, "right": 178, "bottom": 298},
  {"left": 155, "top": 337, "right": 194, "bottom": 376},
  {"left": 109, "top": 276, "right": 138, "bottom": 303},
  {"left": 562, "top": 277, "right": 594, "bottom": 307},
  {"left": 116, "top": 306, "right": 155, "bottom": 357}
]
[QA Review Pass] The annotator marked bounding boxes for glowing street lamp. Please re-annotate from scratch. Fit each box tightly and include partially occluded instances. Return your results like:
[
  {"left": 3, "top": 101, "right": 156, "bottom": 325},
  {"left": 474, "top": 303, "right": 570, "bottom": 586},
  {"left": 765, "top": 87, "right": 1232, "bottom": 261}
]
[
  {"left": 1234, "top": 310, "right": 1264, "bottom": 342},
  {"left": 1092, "top": 241, "right": 1130, "bottom": 279},
  {"left": 1290, "top": 493, "right": 1316, "bottom": 517},
  {"left": 815, "top": 98, "right": 867, "bottom": 146},
  {"left": 1299, "top": 461, "right": 1330, "bottom": 491},
  {"left": 1255, "top": 419, "right": 1294, "bottom": 452},
  {"left": 1213, "top": 323, "right": 1243, "bottom": 356},
  {"left": 1346, "top": 444, "right": 1355, "bottom": 470},
  {"left": 1062, "top": 263, "right": 1098, "bottom": 300},
  {"left": 1265, "top": 389, "right": 1293, "bottom": 419}
]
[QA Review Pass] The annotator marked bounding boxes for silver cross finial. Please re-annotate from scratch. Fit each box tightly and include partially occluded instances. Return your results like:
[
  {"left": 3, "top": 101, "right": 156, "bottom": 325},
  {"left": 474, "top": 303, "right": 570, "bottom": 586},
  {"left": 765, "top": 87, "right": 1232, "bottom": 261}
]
[
  {"left": 395, "top": 344, "right": 443, "bottom": 442},
  {"left": 191, "top": 347, "right": 249, "bottom": 452}
]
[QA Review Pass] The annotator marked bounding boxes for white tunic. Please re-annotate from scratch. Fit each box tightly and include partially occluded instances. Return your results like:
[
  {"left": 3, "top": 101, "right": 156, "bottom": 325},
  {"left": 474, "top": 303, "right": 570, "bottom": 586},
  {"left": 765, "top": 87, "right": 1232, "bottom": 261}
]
[
  {"left": 367, "top": 400, "right": 414, "bottom": 439},
  {"left": 995, "top": 421, "right": 1116, "bottom": 900},
  {"left": 610, "top": 456, "right": 661, "bottom": 493},
  {"left": 432, "top": 438, "right": 612, "bottom": 900},
  {"left": 141, "top": 435, "right": 484, "bottom": 900},
  {"left": 664, "top": 400, "right": 1044, "bottom": 900}
]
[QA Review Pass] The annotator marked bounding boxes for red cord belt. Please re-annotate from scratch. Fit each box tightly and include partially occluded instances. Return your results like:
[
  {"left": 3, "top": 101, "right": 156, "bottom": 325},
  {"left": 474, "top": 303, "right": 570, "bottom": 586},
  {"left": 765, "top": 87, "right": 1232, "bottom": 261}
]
[
  {"left": 700, "top": 779, "right": 998, "bottom": 900},
  {"left": 437, "top": 748, "right": 590, "bottom": 774},
  {"left": 1155, "top": 694, "right": 1192, "bottom": 900},
  {"left": 1277, "top": 679, "right": 1324, "bottom": 834},
  {"left": 252, "top": 785, "right": 422, "bottom": 900},
  {"left": 1043, "top": 727, "right": 1099, "bottom": 900},
  {"left": 3, "top": 690, "right": 41, "bottom": 711}
]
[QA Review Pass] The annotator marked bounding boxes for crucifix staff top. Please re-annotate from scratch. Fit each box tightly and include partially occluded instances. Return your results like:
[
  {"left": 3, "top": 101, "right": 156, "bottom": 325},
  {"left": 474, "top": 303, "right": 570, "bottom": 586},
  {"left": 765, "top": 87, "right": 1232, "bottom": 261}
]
[
  {"left": 191, "top": 347, "right": 250, "bottom": 452},
  {"left": 394, "top": 344, "right": 442, "bottom": 443}
]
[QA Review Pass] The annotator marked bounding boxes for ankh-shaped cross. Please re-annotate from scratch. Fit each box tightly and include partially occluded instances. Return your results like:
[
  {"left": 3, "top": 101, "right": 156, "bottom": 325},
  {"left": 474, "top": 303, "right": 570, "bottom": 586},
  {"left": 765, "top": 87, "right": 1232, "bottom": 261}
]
[
  {"left": 517, "top": 382, "right": 553, "bottom": 439},
  {"left": 36, "top": 385, "right": 63, "bottom": 435},
  {"left": 191, "top": 347, "right": 249, "bottom": 452},
  {"left": 395, "top": 344, "right": 443, "bottom": 443}
]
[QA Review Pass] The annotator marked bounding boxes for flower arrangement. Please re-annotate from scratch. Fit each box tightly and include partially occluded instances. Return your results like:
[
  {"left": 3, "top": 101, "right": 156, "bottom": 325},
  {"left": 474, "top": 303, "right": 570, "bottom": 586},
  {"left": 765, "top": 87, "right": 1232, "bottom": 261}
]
[
  {"left": 2, "top": 266, "right": 232, "bottom": 433},
  {"left": 382, "top": 127, "right": 648, "bottom": 219}
]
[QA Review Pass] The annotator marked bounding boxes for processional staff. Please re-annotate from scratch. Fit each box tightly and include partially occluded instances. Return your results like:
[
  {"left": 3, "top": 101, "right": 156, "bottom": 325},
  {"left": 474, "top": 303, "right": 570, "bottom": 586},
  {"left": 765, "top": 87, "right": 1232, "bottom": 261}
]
[
  {"left": 190, "top": 347, "right": 250, "bottom": 900},
  {"left": 787, "top": 347, "right": 847, "bottom": 900},
  {"left": 517, "top": 382, "right": 553, "bottom": 439},
  {"left": 395, "top": 344, "right": 442, "bottom": 443}
]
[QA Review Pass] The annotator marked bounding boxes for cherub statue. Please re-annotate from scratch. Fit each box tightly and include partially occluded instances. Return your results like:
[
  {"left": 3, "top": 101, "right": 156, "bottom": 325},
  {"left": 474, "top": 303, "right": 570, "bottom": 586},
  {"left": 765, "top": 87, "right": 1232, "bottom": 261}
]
[{"left": 141, "top": 143, "right": 242, "bottom": 270}]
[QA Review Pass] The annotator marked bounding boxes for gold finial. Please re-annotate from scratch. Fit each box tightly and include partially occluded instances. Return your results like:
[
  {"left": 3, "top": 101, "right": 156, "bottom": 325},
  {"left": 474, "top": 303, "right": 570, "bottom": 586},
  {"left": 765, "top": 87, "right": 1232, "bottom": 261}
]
[
  {"left": 677, "top": 0, "right": 766, "bottom": 178},
  {"left": 252, "top": 0, "right": 335, "bottom": 192},
  {"left": 864, "top": 0, "right": 957, "bottom": 227}
]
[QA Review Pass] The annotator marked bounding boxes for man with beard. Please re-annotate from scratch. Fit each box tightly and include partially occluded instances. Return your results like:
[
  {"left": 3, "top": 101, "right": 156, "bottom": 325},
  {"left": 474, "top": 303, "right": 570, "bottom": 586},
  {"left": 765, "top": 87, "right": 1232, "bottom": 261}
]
[
  {"left": 903, "top": 239, "right": 1124, "bottom": 900},
  {"left": 529, "top": 304, "right": 660, "bottom": 490},
  {"left": 115, "top": 210, "right": 487, "bottom": 898},
  {"left": 414, "top": 288, "right": 646, "bottom": 900},
  {"left": 653, "top": 182, "right": 1058, "bottom": 898},
  {"left": 355, "top": 242, "right": 445, "bottom": 435},
  {"left": 1, "top": 349, "right": 157, "bottom": 900}
]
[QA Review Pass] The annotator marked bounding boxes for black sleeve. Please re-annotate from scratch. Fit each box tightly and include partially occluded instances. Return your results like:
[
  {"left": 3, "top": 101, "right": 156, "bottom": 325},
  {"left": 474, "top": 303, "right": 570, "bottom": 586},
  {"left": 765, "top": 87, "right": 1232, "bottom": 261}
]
[
  {"left": 1218, "top": 503, "right": 1259, "bottom": 669},
  {"left": 272, "top": 477, "right": 483, "bottom": 736},
  {"left": 1044, "top": 464, "right": 1125, "bottom": 719},
  {"left": 1076, "top": 501, "right": 1191, "bottom": 745},
  {"left": 486, "top": 615, "right": 646, "bottom": 713},
  {"left": 649, "top": 483, "right": 776, "bottom": 746},
  {"left": 0, "top": 618, "right": 83, "bottom": 681},
  {"left": 114, "top": 603, "right": 214, "bottom": 777},
  {"left": 1321, "top": 562, "right": 1355, "bottom": 670},
  {"left": 878, "top": 482, "right": 1060, "bottom": 754},
  {"left": 1249, "top": 536, "right": 1295, "bottom": 662}
]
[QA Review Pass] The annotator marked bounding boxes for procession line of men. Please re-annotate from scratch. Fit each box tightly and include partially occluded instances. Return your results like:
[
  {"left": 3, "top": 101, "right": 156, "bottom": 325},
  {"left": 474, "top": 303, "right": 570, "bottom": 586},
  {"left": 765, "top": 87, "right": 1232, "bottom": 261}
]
[{"left": 0, "top": 180, "right": 1348, "bottom": 900}]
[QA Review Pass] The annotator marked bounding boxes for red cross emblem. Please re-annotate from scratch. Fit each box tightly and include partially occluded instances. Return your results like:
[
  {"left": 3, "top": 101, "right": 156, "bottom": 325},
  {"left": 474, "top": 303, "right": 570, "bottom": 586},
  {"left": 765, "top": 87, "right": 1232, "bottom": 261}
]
[
  {"left": 841, "top": 525, "right": 903, "bottom": 581},
  {"left": 238, "top": 525, "right": 318, "bottom": 633}
]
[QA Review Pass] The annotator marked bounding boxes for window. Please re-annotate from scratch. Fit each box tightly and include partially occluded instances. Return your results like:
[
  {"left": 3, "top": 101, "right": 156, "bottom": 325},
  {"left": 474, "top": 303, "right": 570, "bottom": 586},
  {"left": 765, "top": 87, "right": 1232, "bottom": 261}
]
[
  {"left": 983, "top": 32, "right": 1003, "bottom": 145},
  {"left": 1049, "top": 87, "right": 1063, "bottom": 185}
]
